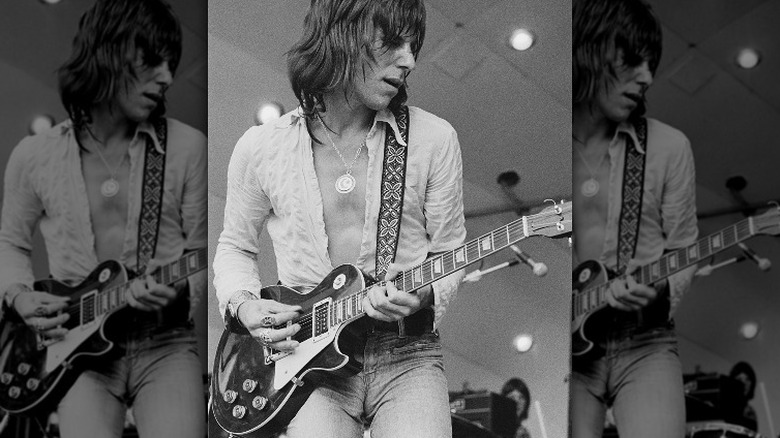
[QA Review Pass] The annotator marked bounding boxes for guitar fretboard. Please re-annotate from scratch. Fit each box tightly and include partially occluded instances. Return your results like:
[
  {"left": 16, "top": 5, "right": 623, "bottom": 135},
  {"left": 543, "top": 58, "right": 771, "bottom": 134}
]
[
  {"left": 572, "top": 217, "right": 755, "bottom": 320},
  {"left": 76, "top": 248, "right": 208, "bottom": 325},
  {"left": 287, "top": 204, "right": 570, "bottom": 340}
]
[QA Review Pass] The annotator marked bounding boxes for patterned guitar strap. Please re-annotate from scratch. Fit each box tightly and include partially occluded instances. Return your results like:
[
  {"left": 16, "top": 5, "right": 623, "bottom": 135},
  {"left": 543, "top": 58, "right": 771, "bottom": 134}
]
[
  {"left": 615, "top": 116, "right": 647, "bottom": 276},
  {"left": 136, "top": 117, "right": 168, "bottom": 276},
  {"left": 374, "top": 105, "right": 410, "bottom": 335}
]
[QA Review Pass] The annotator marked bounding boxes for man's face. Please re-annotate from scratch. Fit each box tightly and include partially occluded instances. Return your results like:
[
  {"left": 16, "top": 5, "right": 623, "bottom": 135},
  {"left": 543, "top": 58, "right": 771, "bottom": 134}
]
[
  {"left": 593, "top": 48, "right": 654, "bottom": 123},
  {"left": 349, "top": 29, "right": 417, "bottom": 111},
  {"left": 114, "top": 49, "right": 173, "bottom": 123}
]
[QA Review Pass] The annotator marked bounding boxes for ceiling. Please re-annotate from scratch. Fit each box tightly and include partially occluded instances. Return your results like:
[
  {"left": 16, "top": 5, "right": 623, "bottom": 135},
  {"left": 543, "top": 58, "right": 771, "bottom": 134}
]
[{"left": 1, "top": 0, "right": 778, "bottom": 435}]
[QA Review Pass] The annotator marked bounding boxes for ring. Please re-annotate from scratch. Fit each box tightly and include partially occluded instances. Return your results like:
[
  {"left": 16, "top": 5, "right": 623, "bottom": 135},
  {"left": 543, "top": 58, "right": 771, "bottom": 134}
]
[
  {"left": 260, "top": 316, "right": 276, "bottom": 327},
  {"left": 259, "top": 329, "right": 273, "bottom": 346},
  {"left": 34, "top": 306, "right": 47, "bottom": 317},
  {"left": 35, "top": 323, "right": 44, "bottom": 332}
]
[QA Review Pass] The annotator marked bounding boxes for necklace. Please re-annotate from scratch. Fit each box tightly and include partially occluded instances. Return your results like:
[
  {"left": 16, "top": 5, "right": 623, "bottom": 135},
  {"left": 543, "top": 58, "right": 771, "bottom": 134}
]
[
  {"left": 91, "top": 142, "right": 127, "bottom": 198},
  {"left": 318, "top": 116, "right": 368, "bottom": 194},
  {"left": 573, "top": 136, "right": 607, "bottom": 198}
]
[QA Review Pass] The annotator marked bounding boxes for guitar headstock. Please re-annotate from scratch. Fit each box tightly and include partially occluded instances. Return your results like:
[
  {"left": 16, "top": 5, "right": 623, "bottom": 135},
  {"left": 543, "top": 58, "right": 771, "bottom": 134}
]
[
  {"left": 526, "top": 200, "right": 572, "bottom": 238},
  {"left": 753, "top": 202, "right": 780, "bottom": 236}
]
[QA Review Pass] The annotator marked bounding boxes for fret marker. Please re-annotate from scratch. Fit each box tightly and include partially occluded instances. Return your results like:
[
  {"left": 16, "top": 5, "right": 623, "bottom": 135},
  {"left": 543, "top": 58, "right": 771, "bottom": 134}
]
[
  {"left": 455, "top": 248, "right": 466, "bottom": 263},
  {"left": 189, "top": 255, "right": 197, "bottom": 269},
  {"left": 688, "top": 246, "right": 699, "bottom": 259},
  {"left": 711, "top": 235, "right": 722, "bottom": 249},
  {"left": 413, "top": 268, "right": 422, "bottom": 284},
  {"left": 669, "top": 254, "right": 678, "bottom": 269},
  {"left": 480, "top": 238, "right": 492, "bottom": 251},
  {"left": 433, "top": 259, "right": 442, "bottom": 274}
]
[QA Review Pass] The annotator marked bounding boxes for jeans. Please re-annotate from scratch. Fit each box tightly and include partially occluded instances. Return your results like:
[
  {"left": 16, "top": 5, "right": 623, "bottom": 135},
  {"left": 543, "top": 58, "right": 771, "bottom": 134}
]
[
  {"left": 57, "top": 328, "right": 205, "bottom": 438},
  {"left": 284, "top": 330, "right": 451, "bottom": 438},
  {"left": 570, "top": 320, "right": 685, "bottom": 438}
]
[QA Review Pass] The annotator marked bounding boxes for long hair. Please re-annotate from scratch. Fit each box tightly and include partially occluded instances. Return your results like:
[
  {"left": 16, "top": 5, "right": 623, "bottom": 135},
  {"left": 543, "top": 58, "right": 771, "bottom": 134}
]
[
  {"left": 501, "top": 378, "right": 531, "bottom": 423},
  {"left": 57, "top": 0, "right": 182, "bottom": 131},
  {"left": 287, "top": 0, "right": 426, "bottom": 126},
  {"left": 573, "top": 0, "right": 662, "bottom": 118},
  {"left": 730, "top": 361, "right": 757, "bottom": 400}
]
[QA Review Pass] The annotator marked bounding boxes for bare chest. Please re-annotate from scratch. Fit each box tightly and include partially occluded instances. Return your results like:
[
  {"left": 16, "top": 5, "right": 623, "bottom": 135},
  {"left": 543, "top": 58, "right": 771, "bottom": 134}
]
[{"left": 81, "top": 153, "right": 130, "bottom": 261}]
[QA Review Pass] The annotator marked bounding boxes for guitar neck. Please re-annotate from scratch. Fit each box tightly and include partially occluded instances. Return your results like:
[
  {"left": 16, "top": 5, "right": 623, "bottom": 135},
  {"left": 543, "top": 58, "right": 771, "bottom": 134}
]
[
  {"left": 329, "top": 214, "right": 551, "bottom": 324},
  {"left": 83, "top": 248, "right": 208, "bottom": 319},
  {"left": 573, "top": 217, "right": 757, "bottom": 318}
]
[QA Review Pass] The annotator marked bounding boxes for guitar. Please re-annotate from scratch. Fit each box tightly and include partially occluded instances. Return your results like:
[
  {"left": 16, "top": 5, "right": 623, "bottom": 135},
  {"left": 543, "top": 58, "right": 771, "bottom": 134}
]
[
  {"left": 0, "top": 248, "right": 208, "bottom": 414},
  {"left": 571, "top": 205, "right": 780, "bottom": 360},
  {"left": 211, "top": 201, "right": 572, "bottom": 437}
]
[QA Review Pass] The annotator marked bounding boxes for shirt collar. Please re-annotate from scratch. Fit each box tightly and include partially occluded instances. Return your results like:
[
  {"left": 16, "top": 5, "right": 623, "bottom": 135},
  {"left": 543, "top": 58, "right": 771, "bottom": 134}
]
[
  {"left": 288, "top": 107, "right": 407, "bottom": 147},
  {"left": 61, "top": 119, "right": 165, "bottom": 154},
  {"left": 613, "top": 120, "right": 644, "bottom": 154}
]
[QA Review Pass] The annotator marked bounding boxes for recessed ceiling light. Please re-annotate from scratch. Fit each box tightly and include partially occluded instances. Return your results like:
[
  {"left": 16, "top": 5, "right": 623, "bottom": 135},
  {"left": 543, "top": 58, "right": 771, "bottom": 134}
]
[
  {"left": 255, "top": 102, "right": 284, "bottom": 125},
  {"left": 740, "top": 321, "right": 760, "bottom": 339},
  {"left": 513, "top": 333, "right": 533, "bottom": 353},
  {"left": 29, "top": 114, "right": 55, "bottom": 135},
  {"left": 736, "top": 48, "right": 761, "bottom": 69},
  {"left": 510, "top": 28, "right": 534, "bottom": 51}
]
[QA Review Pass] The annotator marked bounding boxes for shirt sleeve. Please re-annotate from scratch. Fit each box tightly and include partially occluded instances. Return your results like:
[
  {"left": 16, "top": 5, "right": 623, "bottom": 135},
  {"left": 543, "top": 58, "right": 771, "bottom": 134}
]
[
  {"left": 213, "top": 127, "right": 273, "bottom": 322},
  {"left": 424, "top": 128, "right": 467, "bottom": 324},
  {"left": 0, "top": 139, "right": 42, "bottom": 295},
  {"left": 661, "top": 135, "right": 698, "bottom": 314},
  {"left": 180, "top": 126, "right": 209, "bottom": 318}
]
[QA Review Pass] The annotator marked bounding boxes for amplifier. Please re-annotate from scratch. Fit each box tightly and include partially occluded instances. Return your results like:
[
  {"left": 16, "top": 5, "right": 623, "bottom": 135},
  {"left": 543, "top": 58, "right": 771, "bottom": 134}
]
[{"left": 449, "top": 392, "right": 517, "bottom": 438}]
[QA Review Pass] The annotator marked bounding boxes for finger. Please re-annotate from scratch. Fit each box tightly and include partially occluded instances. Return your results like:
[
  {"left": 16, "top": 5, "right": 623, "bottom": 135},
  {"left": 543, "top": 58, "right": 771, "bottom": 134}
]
[
  {"left": 383, "top": 263, "right": 402, "bottom": 281},
  {"left": 362, "top": 295, "right": 394, "bottom": 322},
  {"left": 367, "top": 288, "right": 409, "bottom": 320},
  {"left": 148, "top": 284, "right": 177, "bottom": 300},
  {"left": 267, "top": 339, "right": 300, "bottom": 352},
  {"left": 38, "top": 293, "right": 70, "bottom": 305},
  {"left": 606, "top": 284, "right": 632, "bottom": 311},
  {"left": 251, "top": 324, "right": 301, "bottom": 345},
  {"left": 41, "top": 327, "right": 69, "bottom": 340},
  {"left": 262, "top": 300, "right": 303, "bottom": 314}
]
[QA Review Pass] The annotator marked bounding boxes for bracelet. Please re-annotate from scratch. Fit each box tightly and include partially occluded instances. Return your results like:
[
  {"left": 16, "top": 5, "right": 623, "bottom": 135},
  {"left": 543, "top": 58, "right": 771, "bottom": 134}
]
[{"left": 227, "top": 290, "right": 258, "bottom": 324}]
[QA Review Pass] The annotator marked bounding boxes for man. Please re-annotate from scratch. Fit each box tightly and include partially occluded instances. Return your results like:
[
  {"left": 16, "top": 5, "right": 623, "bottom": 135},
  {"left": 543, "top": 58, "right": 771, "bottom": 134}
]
[
  {"left": 571, "top": 0, "right": 698, "bottom": 437},
  {"left": 213, "top": 0, "right": 465, "bottom": 436},
  {"left": 0, "top": 1, "right": 206, "bottom": 436}
]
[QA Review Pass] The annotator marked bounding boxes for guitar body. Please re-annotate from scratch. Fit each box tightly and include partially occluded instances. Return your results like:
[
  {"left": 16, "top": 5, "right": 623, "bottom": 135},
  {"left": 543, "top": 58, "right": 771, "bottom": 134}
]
[
  {"left": 571, "top": 260, "right": 613, "bottom": 360},
  {"left": 211, "top": 264, "right": 373, "bottom": 437},
  {"left": 0, "top": 260, "right": 127, "bottom": 414}
]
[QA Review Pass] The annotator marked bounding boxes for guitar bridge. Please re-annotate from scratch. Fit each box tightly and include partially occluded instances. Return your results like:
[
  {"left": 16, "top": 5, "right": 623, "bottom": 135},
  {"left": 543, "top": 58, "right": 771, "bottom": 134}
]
[{"left": 264, "top": 347, "right": 291, "bottom": 365}]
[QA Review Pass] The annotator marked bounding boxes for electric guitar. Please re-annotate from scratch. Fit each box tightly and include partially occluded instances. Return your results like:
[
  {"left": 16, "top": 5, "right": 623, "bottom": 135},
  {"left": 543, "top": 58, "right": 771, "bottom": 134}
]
[
  {"left": 211, "top": 201, "right": 572, "bottom": 437},
  {"left": 571, "top": 205, "right": 780, "bottom": 360},
  {"left": 0, "top": 248, "right": 208, "bottom": 414}
]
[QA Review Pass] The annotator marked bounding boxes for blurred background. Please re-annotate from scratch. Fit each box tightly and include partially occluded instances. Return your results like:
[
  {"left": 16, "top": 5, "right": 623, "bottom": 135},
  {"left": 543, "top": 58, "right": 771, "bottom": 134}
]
[
  {"left": 0, "top": 0, "right": 206, "bottom": 436},
  {"left": 643, "top": 1, "right": 780, "bottom": 436}
]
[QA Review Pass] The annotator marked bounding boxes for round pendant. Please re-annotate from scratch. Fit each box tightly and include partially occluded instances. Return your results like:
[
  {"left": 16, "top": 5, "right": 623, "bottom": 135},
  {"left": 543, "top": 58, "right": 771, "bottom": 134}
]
[
  {"left": 581, "top": 178, "right": 599, "bottom": 197},
  {"left": 101, "top": 178, "right": 120, "bottom": 197},
  {"left": 335, "top": 174, "right": 356, "bottom": 194}
]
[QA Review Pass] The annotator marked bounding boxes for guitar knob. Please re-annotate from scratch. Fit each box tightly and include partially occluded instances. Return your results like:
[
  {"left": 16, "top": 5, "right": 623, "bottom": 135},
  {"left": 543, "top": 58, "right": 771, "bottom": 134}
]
[
  {"left": 0, "top": 373, "right": 12, "bottom": 385},
  {"left": 8, "top": 387, "right": 20, "bottom": 399},
  {"left": 252, "top": 396, "right": 268, "bottom": 410},
  {"left": 223, "top": 390, "right": 237, "bottom": 404},
  {"left": 26, "top": 378, "right": 40, "bottom": 391},
  {"left": 242, "top": 379, "right": 257, "bottom": 393},
  {"left": 17, "top": 363, "right": 30, "bottom": 376},
  {"left": 232, "top": 405, "right": 246, "bottom": 419}
]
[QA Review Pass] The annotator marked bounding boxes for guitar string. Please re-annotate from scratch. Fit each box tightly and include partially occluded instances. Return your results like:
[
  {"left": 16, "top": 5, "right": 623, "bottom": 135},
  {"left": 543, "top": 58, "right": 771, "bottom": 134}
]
[
  {"left": 573, "top": 218, "right": 752, "bottom": 313},
  {"left": 284, "top": 217, "right": 555, "bottom": 332}
]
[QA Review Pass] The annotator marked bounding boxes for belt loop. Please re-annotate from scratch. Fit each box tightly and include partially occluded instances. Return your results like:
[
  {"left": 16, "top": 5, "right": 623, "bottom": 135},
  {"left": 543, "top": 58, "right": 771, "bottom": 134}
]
[{"left": 397, "top": 318, "right": 407, "bottom": 338}]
